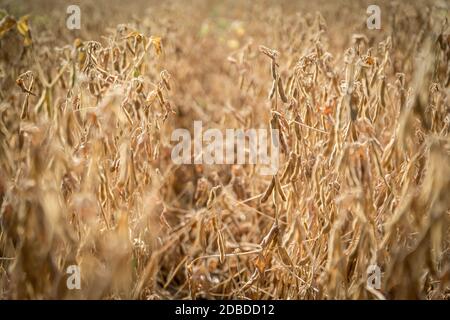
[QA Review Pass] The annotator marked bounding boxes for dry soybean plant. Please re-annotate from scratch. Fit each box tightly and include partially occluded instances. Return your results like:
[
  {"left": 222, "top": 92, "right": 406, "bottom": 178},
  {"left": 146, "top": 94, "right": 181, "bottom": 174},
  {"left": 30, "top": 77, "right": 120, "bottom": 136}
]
[{"left": 0, "top": 0, "right": 449, "bottom": 300}]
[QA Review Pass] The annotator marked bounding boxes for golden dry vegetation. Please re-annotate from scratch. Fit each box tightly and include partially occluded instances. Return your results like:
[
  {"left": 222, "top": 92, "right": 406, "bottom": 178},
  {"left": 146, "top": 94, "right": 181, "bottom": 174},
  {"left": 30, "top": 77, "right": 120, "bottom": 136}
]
[{"left": 0, "top": 0, "right": 449, "bottom": 299}]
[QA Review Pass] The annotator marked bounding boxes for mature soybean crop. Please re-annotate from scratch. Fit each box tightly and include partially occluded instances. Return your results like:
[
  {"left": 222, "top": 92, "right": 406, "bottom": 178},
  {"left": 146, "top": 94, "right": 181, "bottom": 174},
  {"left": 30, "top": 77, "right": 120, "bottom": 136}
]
[{"left": 0, "top": 0, "right": 449, "bottom": 299}]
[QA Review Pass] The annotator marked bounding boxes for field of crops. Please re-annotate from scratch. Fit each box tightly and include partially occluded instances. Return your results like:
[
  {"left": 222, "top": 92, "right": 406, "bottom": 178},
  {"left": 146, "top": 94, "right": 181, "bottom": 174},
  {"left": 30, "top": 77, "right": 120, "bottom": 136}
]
[{"left": 0, "top": 0, "right": 449, "bottom": 299}]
